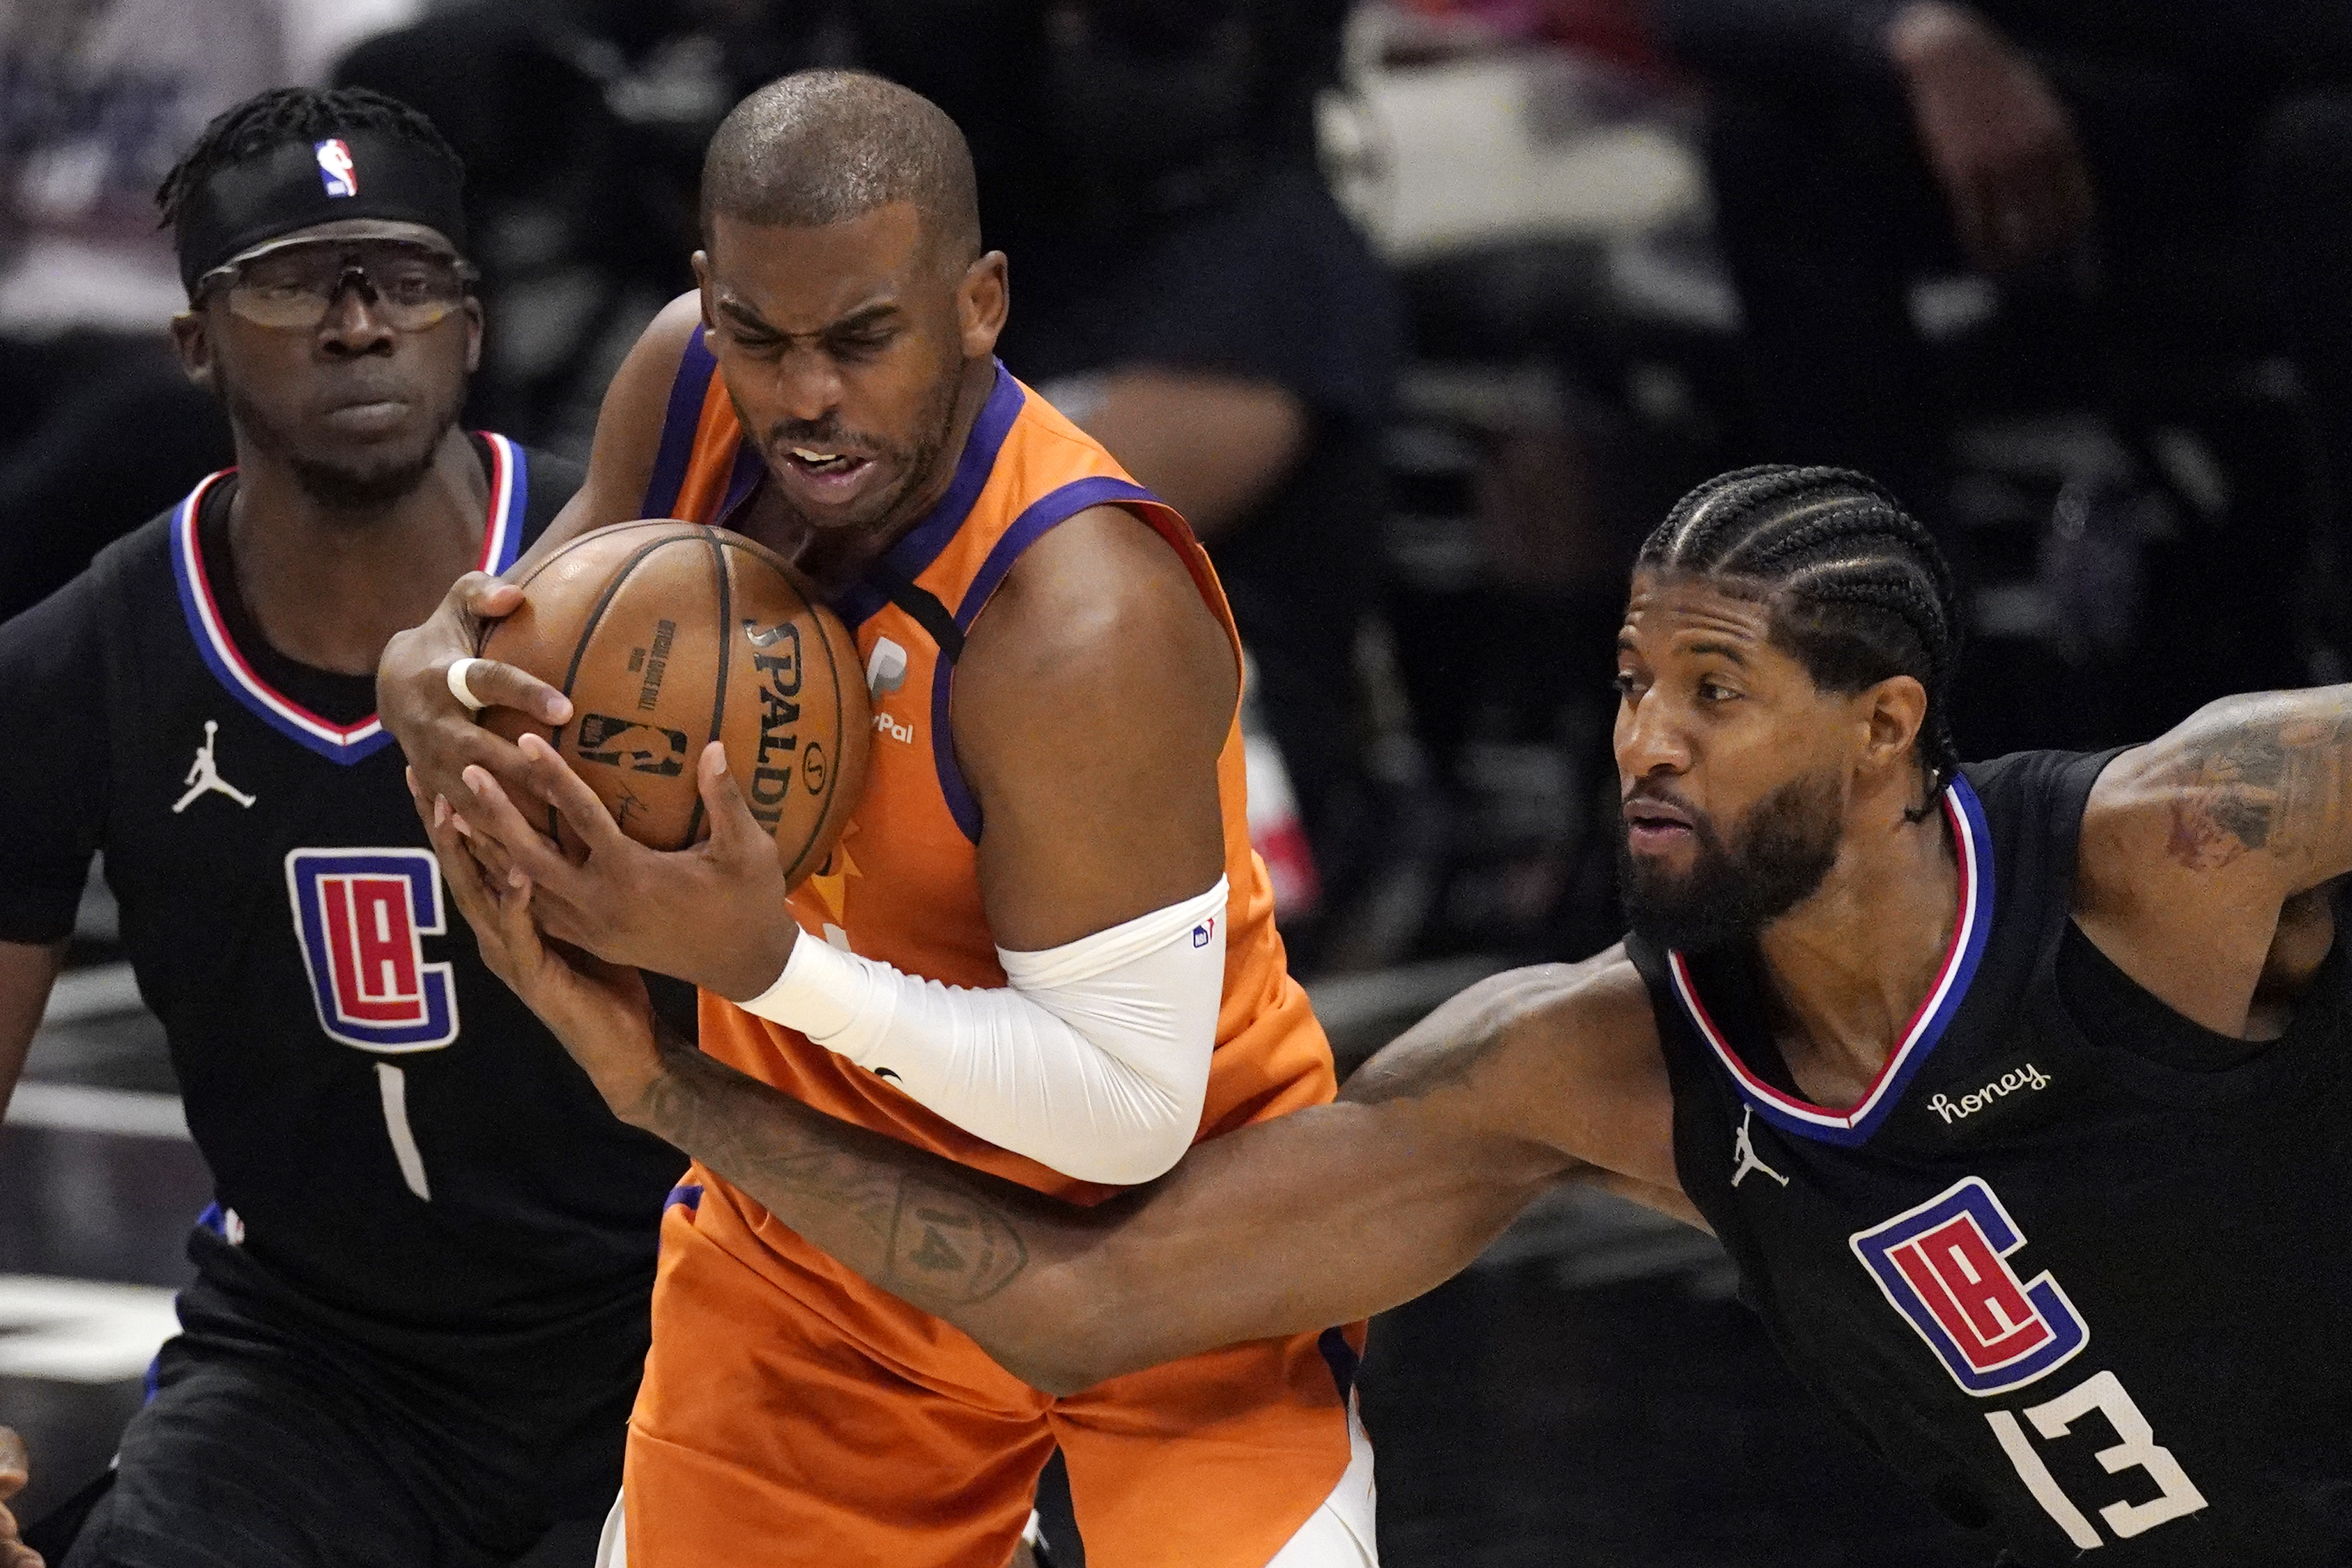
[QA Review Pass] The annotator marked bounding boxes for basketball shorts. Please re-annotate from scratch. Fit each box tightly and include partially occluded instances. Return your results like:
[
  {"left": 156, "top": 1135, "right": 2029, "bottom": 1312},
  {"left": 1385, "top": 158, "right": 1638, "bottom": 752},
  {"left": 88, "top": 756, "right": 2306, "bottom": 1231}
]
[
  {"left": 617, "top": 1173, "right": 1377, "bottom": 1568},
  {"left": 60, "top": 1265, "right": 632, "bottom": 1568}
]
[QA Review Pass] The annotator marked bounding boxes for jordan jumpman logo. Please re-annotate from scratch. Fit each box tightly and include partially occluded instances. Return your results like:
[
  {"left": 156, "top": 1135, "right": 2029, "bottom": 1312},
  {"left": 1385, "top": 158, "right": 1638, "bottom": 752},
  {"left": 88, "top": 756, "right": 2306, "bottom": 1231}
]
[
  {"left": 173, "top": 721, "right": 257, "bottom": 813},
  {"left": 1730, "top": 1105, "right": 1790, "bottom": 1189}
]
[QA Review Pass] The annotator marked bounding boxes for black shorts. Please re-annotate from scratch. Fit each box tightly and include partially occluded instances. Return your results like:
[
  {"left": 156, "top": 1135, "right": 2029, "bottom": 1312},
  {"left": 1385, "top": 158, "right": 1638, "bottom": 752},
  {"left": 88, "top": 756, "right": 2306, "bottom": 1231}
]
[{"left": 59, "top": 1267, "right": 634, "bottom": 1568}]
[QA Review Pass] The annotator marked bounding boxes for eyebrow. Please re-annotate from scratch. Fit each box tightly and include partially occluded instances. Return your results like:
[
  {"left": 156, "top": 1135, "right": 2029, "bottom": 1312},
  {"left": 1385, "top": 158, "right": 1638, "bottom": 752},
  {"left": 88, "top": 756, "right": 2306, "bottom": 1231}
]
[
  {"left": 716, "top": 295, "right": 902, "bottom": 340},
  {"left": 1684, "top": 640, "right": 1751, "bottom": 665}
]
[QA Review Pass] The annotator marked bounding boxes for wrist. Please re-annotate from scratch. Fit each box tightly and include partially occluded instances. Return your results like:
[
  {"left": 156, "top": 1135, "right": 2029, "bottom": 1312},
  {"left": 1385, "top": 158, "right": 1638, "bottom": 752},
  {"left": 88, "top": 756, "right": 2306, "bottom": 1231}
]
[
  {"left": 717, "top": 918, "right": 801, "bottom": 1006},
  {"left": 614, "top": 1021, "right": 699, "bottom": 1133}
]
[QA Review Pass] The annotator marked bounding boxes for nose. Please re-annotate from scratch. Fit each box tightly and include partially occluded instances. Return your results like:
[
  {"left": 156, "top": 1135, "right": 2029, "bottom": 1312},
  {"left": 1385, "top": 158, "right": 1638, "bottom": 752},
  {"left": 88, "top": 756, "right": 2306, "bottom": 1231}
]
[
  {"left": 318, "top": 275, "right": 396, "bottom": 357},
  {"left": 1614, "top": 684, "right": 1692, "bottom": 786},
  {"left": 774, "top": 346, "right": 845, "bottom": 425}
]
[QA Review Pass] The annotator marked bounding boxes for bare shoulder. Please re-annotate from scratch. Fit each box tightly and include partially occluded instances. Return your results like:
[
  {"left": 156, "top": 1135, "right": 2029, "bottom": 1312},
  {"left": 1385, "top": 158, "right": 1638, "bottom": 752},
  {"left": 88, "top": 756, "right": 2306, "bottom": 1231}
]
[
  {"left": 956, "top": 505, "right": 1236, "bottom": 740},
  {"left": 574, "top": 292, "right": 709, "bottom": 531},
  {"left": 1344, "top": 947, "right": 1675, "bottom": 1187}
]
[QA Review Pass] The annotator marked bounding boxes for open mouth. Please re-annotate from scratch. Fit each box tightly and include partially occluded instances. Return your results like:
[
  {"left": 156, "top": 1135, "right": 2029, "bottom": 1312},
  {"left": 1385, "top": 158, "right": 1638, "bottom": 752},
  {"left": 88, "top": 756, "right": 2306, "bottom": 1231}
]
[
  {"left": 1623, "top": 799, "right": 1696, "bottom": 850},
  {"left": 785, "top": 446, "right": 872, "bottom": 479}
]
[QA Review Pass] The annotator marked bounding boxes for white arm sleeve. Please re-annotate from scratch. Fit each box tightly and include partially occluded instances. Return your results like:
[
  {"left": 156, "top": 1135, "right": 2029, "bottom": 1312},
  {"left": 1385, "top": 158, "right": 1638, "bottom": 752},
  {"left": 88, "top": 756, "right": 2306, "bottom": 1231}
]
[{"left": 739, "top": 878, "right": 1229, "bottom": 1185}]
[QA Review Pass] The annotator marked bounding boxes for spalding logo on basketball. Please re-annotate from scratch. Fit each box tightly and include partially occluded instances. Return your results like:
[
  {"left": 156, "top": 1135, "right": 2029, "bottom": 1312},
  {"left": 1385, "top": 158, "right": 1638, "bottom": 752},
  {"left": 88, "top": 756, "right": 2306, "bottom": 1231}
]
[{"left": 477, "top": 521, "right": 871, "bottom": 886}]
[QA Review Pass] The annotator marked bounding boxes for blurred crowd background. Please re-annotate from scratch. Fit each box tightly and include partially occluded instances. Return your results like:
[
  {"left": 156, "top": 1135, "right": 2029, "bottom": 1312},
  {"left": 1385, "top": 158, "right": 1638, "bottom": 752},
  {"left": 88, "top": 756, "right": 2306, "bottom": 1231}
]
[
  {"left": 11, "top": 0, "right": 2352, "bottom": 982},
  {"left": 7, "top": 3, "right": 2352, "bottom": 1559}
]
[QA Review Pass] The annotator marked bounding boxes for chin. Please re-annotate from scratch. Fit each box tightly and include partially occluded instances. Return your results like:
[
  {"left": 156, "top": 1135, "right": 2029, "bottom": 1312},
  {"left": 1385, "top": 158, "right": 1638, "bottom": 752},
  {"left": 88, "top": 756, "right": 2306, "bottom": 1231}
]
[{"left": 291, "top": 442, "right": 443, "bottom": 511}]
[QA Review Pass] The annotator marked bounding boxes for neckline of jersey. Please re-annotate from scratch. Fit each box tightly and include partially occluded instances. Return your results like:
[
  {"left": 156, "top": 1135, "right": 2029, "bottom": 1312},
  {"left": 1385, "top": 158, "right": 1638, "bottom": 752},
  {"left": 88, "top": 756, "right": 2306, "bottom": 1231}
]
[
  {"left": 169, "top": 433, "right": 527, "bottom": 765},
  {"left": 1666, "top": 774, "right": 1995, "bottom": 1147},
  {"left": 824, "top": 361, "right": 1026, "bottom": 633}
]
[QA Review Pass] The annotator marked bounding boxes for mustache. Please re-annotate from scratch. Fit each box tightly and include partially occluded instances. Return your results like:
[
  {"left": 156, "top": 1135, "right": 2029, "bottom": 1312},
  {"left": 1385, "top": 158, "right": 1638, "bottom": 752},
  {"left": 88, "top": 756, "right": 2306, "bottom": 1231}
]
[{"left": 766, "top": 418, "right": 887, "bottom": 456}]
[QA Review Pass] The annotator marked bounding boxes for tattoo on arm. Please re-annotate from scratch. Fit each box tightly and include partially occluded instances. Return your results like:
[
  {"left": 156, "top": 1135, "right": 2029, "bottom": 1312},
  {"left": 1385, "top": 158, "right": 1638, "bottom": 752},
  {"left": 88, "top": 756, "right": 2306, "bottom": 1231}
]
[
  {"left": 2159, "top": 698, "right": 2352, "bottom": 873},
  {"left": 633, "top": 1052, "right": 1032, "bottom": 1306},
  {"left": 885, "top": 1175, "right": 1030, "bottom": 1302}
]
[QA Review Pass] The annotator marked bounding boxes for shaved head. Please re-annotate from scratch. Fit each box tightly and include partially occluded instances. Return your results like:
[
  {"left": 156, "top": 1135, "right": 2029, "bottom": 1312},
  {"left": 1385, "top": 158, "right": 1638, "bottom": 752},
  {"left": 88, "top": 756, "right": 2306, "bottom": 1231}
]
[{"left": 701, "top": 70, "right": 982, "bottom": 267}]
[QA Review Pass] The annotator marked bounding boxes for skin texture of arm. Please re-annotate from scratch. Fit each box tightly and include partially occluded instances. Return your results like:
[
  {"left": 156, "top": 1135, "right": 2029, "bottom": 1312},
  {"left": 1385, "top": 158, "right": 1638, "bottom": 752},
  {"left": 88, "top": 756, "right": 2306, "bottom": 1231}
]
[
  {"left": 0, "top": 941, "right": 63, "bottom": 1125},
  {"left": 2077, "top": 686, "right": 2352, "bottom": 1036},
  {"left": 408, "top": 776, "right": 1683, "bottom": 1394},
  {"left": 376, "top": 293, "right": 707, "bottom": 812}
]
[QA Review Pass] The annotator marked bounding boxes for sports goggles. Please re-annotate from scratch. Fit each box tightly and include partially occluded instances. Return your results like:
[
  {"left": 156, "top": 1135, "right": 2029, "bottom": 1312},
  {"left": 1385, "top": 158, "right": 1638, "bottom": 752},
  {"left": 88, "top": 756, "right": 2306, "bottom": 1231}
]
[{"left": 195, "top": 238, "right": 478, "bottom": 332}]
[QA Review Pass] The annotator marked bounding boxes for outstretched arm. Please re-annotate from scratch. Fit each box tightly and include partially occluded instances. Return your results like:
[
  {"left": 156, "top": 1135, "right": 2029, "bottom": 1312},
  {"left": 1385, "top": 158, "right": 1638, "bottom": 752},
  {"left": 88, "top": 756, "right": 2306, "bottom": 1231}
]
[
  {"left": 2080, "top": 686, "right": 2352, "bottom": 1034},
  {"left": 420, "top": 774, "right": 1674, "bottom": 1391}
]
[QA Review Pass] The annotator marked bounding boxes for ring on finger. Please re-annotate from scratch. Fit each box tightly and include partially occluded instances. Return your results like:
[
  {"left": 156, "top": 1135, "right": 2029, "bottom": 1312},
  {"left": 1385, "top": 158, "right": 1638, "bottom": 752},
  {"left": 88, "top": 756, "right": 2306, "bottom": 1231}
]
[{"left": 447, "top": 658, "right": 492, "bottom": 712}]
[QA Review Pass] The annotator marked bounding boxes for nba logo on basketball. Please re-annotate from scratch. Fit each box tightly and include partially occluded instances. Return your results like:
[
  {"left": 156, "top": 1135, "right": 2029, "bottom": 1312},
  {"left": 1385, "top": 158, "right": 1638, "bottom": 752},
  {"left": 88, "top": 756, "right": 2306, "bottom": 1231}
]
[
  {"left": 1849, "top": 1176, "right": 2089, "bottom": 1396},
  {"left": 314, "top": 138, "right": 359, "bottom": 198},
  {"left": 284, "top": 849, "right": 459, "bottom": 1052}
]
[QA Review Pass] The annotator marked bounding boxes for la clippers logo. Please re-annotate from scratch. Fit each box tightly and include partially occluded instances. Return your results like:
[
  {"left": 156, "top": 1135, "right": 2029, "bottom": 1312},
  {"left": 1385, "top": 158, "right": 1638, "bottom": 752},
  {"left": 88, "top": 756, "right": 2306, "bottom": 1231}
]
[
  {"left": 284, "top": 850, "right": 458, "bottom": 1052},
  {"left": 314, "top": 138, "right": 359, "bottom": 198},
  {"left": 1850, "top": 1176, "right": 2088, "bottom": 1397}
]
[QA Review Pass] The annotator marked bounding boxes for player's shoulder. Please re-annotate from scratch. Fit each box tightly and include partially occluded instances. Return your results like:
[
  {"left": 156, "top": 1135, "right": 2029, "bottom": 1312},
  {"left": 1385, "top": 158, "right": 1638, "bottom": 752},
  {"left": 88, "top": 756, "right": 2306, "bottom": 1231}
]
[
  {"left": 964, "top": 503, "right": 1232, "bottom": 698},
  {"left": 500, "top": 436, "right": 586, "bottom": 547},
  {"left": 6, "top": 498, "right": 185, "bottom": 645},
  {"left": 613, "top": 293, "right": 705, "bottom": 411},
  {"left": 574, "top": 292, "right": 707, "bottom": 527}
]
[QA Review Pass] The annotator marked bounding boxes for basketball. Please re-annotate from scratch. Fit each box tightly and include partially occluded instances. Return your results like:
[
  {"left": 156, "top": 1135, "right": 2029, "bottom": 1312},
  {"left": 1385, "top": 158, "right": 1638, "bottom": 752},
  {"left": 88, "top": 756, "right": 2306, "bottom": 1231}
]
[{"left": 476, "top": 520, "right": 870, "bottom": 884}]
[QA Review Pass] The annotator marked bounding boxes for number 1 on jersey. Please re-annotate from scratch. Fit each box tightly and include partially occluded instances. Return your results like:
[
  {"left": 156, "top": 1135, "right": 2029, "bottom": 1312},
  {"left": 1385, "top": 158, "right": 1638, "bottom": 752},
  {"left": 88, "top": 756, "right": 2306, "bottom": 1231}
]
[{"left": 1988, "top": 1369, "right": 2207, "bottom": 1549}]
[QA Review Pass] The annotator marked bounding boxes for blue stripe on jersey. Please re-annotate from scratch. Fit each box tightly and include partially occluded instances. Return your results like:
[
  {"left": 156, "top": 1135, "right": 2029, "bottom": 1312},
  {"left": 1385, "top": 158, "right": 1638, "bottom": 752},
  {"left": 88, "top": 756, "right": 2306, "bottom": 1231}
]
[
  {"left": 1670, "top": 775, "right": 1995, "bottom": 1147},
  {"left": 171, "top": 436, "right": 530, "bottom": 765},
  {"left": 641, "top": 330, "right": 720, "bottom": 520}
]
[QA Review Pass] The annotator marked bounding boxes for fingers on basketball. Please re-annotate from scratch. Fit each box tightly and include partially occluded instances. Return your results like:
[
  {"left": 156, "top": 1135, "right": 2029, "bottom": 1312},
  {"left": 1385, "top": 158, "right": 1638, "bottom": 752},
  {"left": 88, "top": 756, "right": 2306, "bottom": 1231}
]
[{"left": 472, "top": 522, "right": 868, "bottom": 879}]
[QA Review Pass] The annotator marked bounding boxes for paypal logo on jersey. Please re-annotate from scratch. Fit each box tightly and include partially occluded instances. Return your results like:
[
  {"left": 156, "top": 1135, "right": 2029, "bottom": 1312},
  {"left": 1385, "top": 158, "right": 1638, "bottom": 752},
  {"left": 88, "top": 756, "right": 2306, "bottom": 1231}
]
[
  {"left": 284, "top": 849, "right": 459, "bottom": 1052},
  {"left": 1850, "top": 1176, "right": 2089, "bottom": 1396},
  {"left": 314, "top": 138, "right": 359, "bottom": 197}
]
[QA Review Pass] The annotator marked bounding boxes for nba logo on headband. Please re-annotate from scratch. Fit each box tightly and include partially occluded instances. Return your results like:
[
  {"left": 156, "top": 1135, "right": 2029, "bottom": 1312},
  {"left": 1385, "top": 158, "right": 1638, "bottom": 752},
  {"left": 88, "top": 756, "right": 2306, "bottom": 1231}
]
[{"left": 314, "top": 139, "right": 359, "bottom": 199}]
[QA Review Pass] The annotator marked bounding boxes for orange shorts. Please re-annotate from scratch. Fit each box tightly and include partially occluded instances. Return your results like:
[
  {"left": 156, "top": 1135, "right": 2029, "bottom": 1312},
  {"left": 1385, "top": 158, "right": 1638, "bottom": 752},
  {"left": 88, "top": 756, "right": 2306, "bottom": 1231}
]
[{"left": 623, "top": 1171, "right": 1365, "bottom": 1568}]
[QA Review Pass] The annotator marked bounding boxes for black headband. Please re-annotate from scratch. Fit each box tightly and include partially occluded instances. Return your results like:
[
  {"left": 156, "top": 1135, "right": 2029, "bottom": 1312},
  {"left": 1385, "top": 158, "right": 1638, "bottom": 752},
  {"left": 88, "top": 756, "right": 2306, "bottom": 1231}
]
[{"left": 175, "top": 127, "right": 468, "bottom": 294}]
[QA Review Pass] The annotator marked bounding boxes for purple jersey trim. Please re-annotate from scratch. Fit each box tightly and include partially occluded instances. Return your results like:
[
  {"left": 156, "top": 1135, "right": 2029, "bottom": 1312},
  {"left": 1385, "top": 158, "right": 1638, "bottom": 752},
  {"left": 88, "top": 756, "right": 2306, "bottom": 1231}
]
[
  {"left": 929, "top": 475, "right": 1159, "bottom": 841},
  {"left": 640, "top": 329, "right": 719, "bottom": 520}
]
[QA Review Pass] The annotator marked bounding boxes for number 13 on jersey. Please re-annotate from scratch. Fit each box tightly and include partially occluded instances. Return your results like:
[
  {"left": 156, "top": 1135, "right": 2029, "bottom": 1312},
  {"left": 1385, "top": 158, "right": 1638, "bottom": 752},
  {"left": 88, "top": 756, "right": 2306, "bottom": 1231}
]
[
  {"left": 1854, "top": 1178, "right": 2207, "bottom": 1550},
  {"left": 285, "top": 849, "right": 459, "bottom": 1201}
]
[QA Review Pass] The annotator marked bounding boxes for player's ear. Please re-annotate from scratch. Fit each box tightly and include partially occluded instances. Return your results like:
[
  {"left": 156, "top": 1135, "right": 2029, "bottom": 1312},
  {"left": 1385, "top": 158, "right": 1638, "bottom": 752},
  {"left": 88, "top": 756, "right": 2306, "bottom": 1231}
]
[
  {"left": 957, "top": 250, "right": 1008, "bottom": 360},
  {"left": 171, "top": 309, "right": 215, "bottom": 392},
  {"left": 1861, "top": 675, "right": 1929, "bottom": 779},
  {"left": 461, "top": 294, "right": 484, "bottom": 374}
]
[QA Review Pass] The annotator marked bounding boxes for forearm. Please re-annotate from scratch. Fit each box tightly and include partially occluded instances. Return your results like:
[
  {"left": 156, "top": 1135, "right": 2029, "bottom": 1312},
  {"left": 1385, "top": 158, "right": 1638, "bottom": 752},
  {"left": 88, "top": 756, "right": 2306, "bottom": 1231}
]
[
  {"left": 627, "top": 1040, "right": 1121, "bottom": 1388},
  {"left": 741, "top": 882, "right": 1227, "bottom": 1184},
  {"left": 0, "top": 942, "right": 65, "bottom": 1123},
  {"left": 624, "top": 1030, "right": 1566, "bottom": 1392}
]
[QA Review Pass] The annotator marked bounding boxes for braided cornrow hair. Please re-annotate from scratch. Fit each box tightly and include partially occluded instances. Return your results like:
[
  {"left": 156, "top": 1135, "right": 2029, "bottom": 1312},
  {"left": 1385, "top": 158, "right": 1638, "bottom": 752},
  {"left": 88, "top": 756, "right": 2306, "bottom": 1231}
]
[
  {"left": 155, "top": 86, "right": 462, "bottom": 232},
  {"left": 1638, "top": 465, "right": 1965, "bottom": 823}
]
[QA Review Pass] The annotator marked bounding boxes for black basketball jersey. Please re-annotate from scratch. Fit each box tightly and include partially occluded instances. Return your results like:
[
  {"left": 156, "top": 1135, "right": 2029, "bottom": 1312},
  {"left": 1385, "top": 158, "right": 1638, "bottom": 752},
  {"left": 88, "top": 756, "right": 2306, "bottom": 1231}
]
[
  {"left": 1628, "top": 748, "right": 2352, "bottom": 1565},
  {"left": 0, "top": 436, "right": 685, "bottom": 1411}
]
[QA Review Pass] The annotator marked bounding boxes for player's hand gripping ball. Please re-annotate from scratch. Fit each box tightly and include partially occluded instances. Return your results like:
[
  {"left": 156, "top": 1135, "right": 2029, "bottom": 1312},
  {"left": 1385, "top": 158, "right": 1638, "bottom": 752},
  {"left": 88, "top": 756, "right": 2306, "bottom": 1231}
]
[{"left": 475, "top": 521, "right": 870, "bottom": 886}]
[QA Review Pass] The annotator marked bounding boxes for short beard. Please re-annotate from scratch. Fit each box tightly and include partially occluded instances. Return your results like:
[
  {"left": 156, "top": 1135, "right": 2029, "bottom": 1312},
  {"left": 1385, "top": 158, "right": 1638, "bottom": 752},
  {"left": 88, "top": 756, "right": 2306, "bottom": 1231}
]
[
  {"left": 1618, "top": 770, "right": 1844, "bottom": 953},
  {"left": 758, "top": 346, "right": 966, "bottom": 541},
  {"left": 218, "top": 370, "right": 458, "bottom": 515}
]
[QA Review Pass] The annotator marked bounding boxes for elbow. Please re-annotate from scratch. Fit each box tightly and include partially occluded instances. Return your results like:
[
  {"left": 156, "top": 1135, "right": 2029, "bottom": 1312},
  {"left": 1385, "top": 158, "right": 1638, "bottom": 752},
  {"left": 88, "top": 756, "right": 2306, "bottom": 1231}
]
[
  {"left": 990, "top": 1264, "right": 1139, "bottom": 1397},
  {"left": 1060, "top": 1121, "right": 1194, "bottom": 1187}
]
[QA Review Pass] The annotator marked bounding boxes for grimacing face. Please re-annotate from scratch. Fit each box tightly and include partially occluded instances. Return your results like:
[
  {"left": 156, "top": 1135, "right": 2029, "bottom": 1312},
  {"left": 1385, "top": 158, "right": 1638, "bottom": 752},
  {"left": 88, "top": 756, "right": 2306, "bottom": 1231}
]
[
  {"left": 175, "top": 224, "right": 480, "bottom": 512},
  {"left": 695, "top": 203, "right": 1007, "bottom": 548},
  {"left": 1611, "top": 573, "right": 1874, "bottom": 951}
]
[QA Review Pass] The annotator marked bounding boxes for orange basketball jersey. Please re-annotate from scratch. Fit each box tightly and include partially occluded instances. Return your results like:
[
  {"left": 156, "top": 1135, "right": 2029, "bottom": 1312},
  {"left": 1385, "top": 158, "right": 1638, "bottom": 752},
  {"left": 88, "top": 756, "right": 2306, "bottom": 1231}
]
[{"left": 640, "top": 340, "right": 1338, "bottom": 1202}]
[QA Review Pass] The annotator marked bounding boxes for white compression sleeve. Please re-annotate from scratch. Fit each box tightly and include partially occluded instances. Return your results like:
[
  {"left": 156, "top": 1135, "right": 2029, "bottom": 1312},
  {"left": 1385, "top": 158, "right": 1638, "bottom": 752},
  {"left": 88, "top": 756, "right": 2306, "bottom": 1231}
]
[{"left": 741, "top": 878, "right": 1229, "bottom": 1185}]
